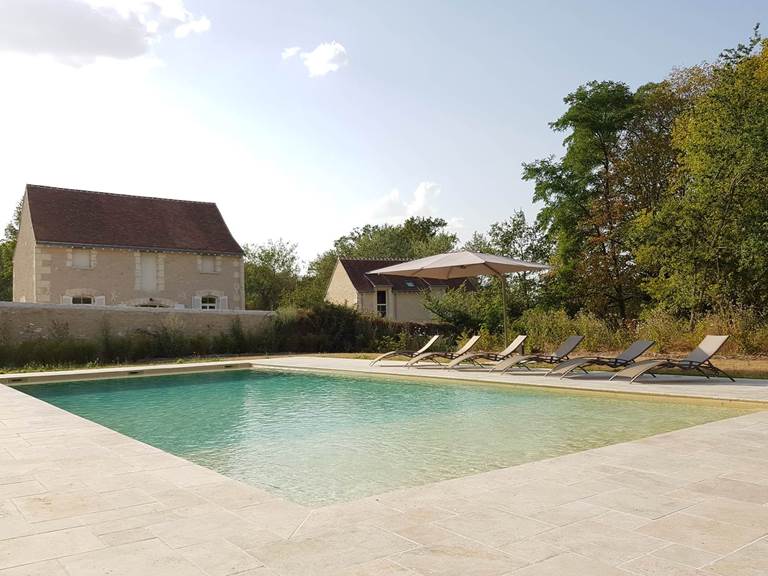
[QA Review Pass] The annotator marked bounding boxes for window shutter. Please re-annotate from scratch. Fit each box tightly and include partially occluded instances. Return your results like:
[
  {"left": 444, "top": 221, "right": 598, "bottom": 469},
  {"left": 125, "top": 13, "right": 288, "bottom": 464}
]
[
  {"left": 219, "top": 296, "right": 228, "bottom": 310},
  {"left": 193, "top": 296, "right": 202, "bottom": 309},
  {"left": 62, "top": 296, "right": 73, "bottom": 305},
  {"left": 94, "top": 296, "right": 106, "bottom": 306}
]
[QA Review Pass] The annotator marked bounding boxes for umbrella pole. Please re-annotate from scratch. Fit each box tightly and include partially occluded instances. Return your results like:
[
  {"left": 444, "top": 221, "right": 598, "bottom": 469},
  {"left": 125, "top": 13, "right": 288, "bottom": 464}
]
[{"left": 499, "top": 274, "right": 508, "bottom": 346}]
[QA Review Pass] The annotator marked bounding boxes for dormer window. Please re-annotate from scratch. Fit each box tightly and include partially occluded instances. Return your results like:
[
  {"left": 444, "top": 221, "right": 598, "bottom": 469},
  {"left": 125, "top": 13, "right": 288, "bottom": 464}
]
[{"left": 72, "top": 296, "right": 93, "bottom": 305}]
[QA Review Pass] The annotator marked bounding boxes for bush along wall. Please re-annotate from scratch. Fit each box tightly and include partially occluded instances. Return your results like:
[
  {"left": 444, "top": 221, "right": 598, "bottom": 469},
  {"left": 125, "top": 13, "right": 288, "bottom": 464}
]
[{"left": 0, "top": 303, "right": 458, "bottom": 370}]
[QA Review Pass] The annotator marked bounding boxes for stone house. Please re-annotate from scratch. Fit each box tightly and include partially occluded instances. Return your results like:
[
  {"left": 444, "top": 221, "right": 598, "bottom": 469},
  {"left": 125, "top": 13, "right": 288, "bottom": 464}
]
[
  {"left": 325, "top": 258, "right": 468, "bottom": 322},
  {"left": 13, "top": 185, "right": 244, "bottom": 310}
]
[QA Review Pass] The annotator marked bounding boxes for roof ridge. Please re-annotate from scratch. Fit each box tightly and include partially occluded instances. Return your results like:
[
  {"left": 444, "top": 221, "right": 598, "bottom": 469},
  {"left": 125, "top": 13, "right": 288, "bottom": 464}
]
[
  {"left": 339, "top": 257, "right": 406, "bottom": 262},
  {"left": 26, "top": 184, "right": 218, "bottom": 207}
]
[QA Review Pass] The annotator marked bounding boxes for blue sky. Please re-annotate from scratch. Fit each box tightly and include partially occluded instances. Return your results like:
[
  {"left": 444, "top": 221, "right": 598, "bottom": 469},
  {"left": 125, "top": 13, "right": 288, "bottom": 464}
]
[{"left": 0, "top": 0, "right": 765, "bottom": 262}]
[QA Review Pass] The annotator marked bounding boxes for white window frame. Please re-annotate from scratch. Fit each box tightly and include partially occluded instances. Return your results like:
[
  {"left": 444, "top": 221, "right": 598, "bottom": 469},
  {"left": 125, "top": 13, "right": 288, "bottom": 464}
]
[
  {"left": 71, "top": 295, "right": 94, "bottom": 305},
  {"left": 72, "top": 249, "right": 91, "bottom": 270},
  {"left": 201, "top": 295, "right": 218, "bottom": 310},
  {"left": 200, "top": 255, "right": 216, "bottom": 274},
  {"left": 376, "top": 290, "right": 387, "bottom": 318}
]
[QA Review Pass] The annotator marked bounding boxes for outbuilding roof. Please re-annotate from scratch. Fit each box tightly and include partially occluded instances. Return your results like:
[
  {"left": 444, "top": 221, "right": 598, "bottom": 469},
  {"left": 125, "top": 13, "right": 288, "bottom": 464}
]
[
  {"left": 338, "top": 258, "right": 470, "bottom": 292},
  {"left": 24, "top": 185, "right": 243, "bottom": 255}
]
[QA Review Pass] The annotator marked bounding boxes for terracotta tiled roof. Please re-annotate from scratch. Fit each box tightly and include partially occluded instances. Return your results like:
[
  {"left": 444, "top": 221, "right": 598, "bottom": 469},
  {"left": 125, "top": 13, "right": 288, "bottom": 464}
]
[
  {"left": 338, "top": 258, "right": 470, "bottom": 292},
  {"left": 25, "top": 185, "right": 243, "bottom": 255}
]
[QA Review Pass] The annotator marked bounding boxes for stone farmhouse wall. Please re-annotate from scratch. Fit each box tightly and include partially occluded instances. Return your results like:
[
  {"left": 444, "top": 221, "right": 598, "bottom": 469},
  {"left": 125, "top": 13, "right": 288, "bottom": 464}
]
[{"left": 0, "top": 302, "right": 273, "bottom": 343}]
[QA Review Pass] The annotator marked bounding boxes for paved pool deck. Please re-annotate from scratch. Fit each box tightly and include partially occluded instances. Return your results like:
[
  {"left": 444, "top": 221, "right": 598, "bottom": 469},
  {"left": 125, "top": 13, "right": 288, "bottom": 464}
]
[{"left": 0, "top": 357, "right": 766, "bottom": 575}]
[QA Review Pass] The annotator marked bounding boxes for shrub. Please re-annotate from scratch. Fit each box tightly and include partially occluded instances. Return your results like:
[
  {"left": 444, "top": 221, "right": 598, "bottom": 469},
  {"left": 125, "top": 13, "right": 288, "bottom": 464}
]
[
  {"left": 637, "top": 308, "right": 691, "bottom": 354},
  {"left": 517, "top": 308, "right": 573, "bottom": 352}
]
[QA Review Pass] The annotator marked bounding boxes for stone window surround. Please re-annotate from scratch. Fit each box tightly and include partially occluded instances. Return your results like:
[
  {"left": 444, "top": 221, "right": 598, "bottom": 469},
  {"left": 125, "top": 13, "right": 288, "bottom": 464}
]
[
  {"left": 66, "top": 247, "right": 96, "bottom": 270},
  {"left": 62, "top": 288, "right": 105, "bottom": 306},
  {"left": 197, "top": 254, "right": 223, "bottom": 274},
  {"left": 194, "top": 289, "right": 228, "bottom": 310},
  {"left": 134, "top": 251, "right": 166, "bottom": 292}
]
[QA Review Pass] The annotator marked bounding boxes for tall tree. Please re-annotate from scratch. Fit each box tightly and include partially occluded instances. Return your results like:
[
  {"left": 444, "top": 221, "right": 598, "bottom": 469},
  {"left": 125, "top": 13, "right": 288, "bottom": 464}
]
[
  {"left": 524, "top": 81, "right": 640, "bottom": 319},
  {"left": 638, "top": 34, "right": 768, "bottom": 317},
  {"left": 464, "top": 210, "right": 551, "bottom": 312},
  {"left": 0, "top": 200, "right": 22, "bottom": 301},
  {"left": 242, "top": 239, "right": 300, "bottom": 310}
]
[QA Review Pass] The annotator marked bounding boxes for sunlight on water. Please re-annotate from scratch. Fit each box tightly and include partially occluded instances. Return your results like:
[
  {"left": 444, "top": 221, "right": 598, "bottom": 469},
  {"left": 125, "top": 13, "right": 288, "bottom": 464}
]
[{"left": 21, "top": 369, "right": 753, "bottom": 506}]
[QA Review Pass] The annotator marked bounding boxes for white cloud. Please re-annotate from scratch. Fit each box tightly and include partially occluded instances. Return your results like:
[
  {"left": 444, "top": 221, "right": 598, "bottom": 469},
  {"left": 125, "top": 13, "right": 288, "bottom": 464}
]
[
  {"left": 300, "top": 41, "right": 348, "bottom": 77},
  {"left": 368, "top": 182, "right": 462, "bottom": 231},
  {"left": 0, "top": 0, "right": 209, "bottom": 65},
  {"left": 174, "top": 16, "right": 210, "bottom": 38},
  {"left": 281, "top": 46, "right": 300, "bottom": 60}
]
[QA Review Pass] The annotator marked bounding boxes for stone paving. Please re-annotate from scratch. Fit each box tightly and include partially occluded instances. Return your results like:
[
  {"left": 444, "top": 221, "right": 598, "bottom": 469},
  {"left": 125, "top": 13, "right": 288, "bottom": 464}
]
[{"left": 0, "top": 357, "right": 766, "bottom": 575}]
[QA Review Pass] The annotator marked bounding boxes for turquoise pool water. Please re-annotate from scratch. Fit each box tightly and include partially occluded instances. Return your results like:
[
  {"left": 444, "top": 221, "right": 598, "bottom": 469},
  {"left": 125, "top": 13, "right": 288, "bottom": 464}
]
[{"left": 20, "top": 369, "right": 752, "bottom": 506}]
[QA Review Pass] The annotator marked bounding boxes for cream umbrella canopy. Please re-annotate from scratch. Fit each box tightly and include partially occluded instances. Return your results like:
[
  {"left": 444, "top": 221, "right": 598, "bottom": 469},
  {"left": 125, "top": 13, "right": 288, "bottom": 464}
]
[{"left": 369, "top": 251, "right": 550, "bottom": 345}]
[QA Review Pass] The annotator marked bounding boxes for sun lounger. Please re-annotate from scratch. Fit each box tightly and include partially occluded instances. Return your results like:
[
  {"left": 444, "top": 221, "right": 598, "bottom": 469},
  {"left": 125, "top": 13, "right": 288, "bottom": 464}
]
[
  {"left": 610, "top": 335, "right": 734, "bottom": 383},
  {"left": 369, "top": 335, "right": 440, "bottom": 366},
  {"left": 490, "top": 335, "right": 584, "bottom": 373},
  {"left": 446, "top": 335, "right": 528, "bottom": 369},
  {"left": 546, "top": 339, "right": 655, "bottom": 378},
  {"left": 406, "top": 335, "right": 481, "bottom": 367}
]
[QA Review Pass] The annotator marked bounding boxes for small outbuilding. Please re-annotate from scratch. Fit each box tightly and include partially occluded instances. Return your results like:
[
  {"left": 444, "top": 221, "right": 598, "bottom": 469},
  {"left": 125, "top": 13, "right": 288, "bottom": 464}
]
[{"left": 325, "top": 257, "right": 468, "bottom": 322}]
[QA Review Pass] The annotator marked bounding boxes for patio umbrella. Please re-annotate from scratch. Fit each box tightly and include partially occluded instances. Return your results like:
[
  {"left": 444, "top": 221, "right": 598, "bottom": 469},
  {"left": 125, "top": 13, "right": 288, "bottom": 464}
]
[{"left": 368, "top": 251, "right": 550, "bottom": 345}]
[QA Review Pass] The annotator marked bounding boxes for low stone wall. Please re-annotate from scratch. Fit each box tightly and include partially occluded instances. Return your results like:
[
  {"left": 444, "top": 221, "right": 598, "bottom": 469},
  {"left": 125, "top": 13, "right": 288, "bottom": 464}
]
[{"left": 0, "top": 302, "right": 274, "bottom": 342}]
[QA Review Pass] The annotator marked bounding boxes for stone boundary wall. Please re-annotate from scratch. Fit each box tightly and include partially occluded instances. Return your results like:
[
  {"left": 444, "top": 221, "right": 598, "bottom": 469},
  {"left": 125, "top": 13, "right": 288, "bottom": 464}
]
[{"left": 0, "top": 302, "right": 274, "bottom": 342}]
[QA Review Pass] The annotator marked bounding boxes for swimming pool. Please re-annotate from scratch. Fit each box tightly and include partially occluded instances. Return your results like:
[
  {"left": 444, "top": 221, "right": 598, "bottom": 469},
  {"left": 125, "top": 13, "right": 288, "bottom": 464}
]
[{"left": 19, "top": 369, "right": 753, "bottom": 506}]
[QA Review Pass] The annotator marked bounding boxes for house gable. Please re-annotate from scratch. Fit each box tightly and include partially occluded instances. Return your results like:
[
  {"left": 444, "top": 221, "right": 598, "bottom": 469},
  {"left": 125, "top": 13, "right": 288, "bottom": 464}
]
[{"left": 325, "top": 260, "right": 359, "bottom": 307}]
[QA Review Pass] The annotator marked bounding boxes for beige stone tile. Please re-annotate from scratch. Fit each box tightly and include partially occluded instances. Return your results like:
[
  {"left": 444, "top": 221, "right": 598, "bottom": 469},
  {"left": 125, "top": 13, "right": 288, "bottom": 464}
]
[
  {"left": 529, "top": 500, "right": 608, "bottom": 526},
  {"left": 593, "top": 510, "right": 653, "bottom": 531},
  {"left": 687, "top": 478, "right": 768, "bottom": 504},
  {"left": 0, "top": 559, "right": 68, "bottom": 575},
  {"left": 98, "top": 526, "right": 154, "bottom": 546},
  {"left": 652, "top": 544, "right": 721, "bottom": 568},
  {"left": 88, "top": 508, "right": 181, "bottom": 536},
  {"left": 537, "top": 519, "right": 667, "bottom": 565},
  {"left": 58, "top": 538, "right": 206, "bottom": 576},
  {"left": 0, "top": 482, "right": 46, "bottom": 500},
  {"left": 620, "top": 554, "right": 705, "bottom": 575},
  {"left": 151, "top": 464, "right": 226, "bottom": 488},
  {"left": 179, "top": 538, "right": 262, "bottom": 576},
  {"left": 0, "top": 527, "right": 105, "bottom": 569},
  {"left": 479, "top": 480, "right": 601, "bottom": 516},
  {"left": 369, "top": 505, "right": 457, "bottom": 533},
  {"left": 394, "top": 523, "right": 466, "bottom": 547},
  {"left": 333, "top": 558, "right": 417, "bottom": 575},
  {"left": 236, "top": 499, "right": 311, "bottom": 539},
  {"left": 684, "top": 496, "right": 768, "bottom": 529},
  {"left": 189, "top": 480, "right": 276, "bottom": 510},
  {"left": 285, "top": 497, "right": 396, "bottom": 537},
  {"left": 512, "top": 552, "right": 629, "bottom": 576},
  {"left": 394, "top": 539, "right": 528, "bottom": 576},
  {"left": 637, "top": 513, "right": 766, "bottom": 555},
  {"left": 498, "top": 537, "right": 565, "bottom": 563},
  {"left": 12, "top": 488, "right": 154, "bottom": 522},
  {"left": 150, "top": 487, "right": 208, "bottom": 510},
  {"left": 148, "top": 510, "right": 257, "bottom": 549},
  {"left": 250, "top": 525, "right": 416, "bottom": 576},
  {"left": 707, "top": 537, "right": 768, "bottom": 576},
  {"left": 586, "top": 488, "right": 697, "bottom": 519},
  {"left": 80, "top": 470, "right": 178, "bottom": 494},
  {"left": 435, "top": 507, "right": 553, "bottom": 548}
]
